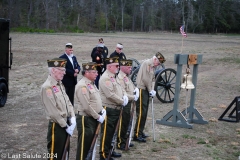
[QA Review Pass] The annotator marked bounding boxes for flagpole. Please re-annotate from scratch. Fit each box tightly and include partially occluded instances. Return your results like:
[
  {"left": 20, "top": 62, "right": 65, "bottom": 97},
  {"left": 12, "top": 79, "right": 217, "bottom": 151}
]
[{"left": 181, "top": 36, "right": 183, "bottom": 53}]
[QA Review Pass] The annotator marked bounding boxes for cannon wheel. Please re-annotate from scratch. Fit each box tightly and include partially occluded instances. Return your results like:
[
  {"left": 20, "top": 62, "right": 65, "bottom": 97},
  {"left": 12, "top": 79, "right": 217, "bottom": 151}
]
[
  {"left": 154, "top": 68, "right": 176, "bottom": 103},
  {"left": 0, "top": 82, "right": 7, "bottom": 107},
  {"left": 129, "top": 58, "right": 140, "bottom": 73}
]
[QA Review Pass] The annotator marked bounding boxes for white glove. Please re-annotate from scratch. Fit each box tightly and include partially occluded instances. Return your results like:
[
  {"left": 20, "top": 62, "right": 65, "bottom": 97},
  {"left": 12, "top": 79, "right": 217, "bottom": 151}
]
[
  {"left": 66, "top": 125, "right": 73, "bottom": 136},
  {"left": 149, "top": 90, "right": 156, "bottom": 97},
  {"left": 122, "top": 95, "right": 129, "bottom": 106},
  {"left": 134, "top": 88, "right": 139, "bottom": 101},
  {"left": 97, "top": 115, "right": 105, "bottom": 123},
  {"left": 70, "top": 116, "right": 76, "bottom": 125},
  {"left": 101, "top": 108, "right": 106, "bottom": 119}
]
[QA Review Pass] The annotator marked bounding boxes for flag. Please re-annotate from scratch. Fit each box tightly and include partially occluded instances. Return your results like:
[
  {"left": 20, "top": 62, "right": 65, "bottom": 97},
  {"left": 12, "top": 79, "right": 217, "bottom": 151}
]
[{"left": 180, "top": 25, "right": 187, "bottom": 37}]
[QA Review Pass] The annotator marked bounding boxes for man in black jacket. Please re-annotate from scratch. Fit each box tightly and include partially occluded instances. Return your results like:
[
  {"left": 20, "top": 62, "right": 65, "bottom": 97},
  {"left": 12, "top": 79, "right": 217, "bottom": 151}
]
[
  {"left": 91, "top": 38, "right": 108, "bottom": 59},
  {"left": 59, "top": 43, "right": 81, "bottom": 106},
  {"left": 109, "top": 43, "right": 126, "bottom": 59}
]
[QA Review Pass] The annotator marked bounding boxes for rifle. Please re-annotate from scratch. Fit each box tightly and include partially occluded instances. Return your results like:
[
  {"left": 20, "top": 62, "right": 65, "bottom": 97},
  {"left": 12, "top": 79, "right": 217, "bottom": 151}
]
[
  {"left": 125, "top": 101, "right": 135, "bottom": 150},
  {"left": 107, "top": 107, "right": 123, "bottom": 160},
  {"left": 61, "top": 118, "right": 71, "bottom": 160},
  {"left": 85, "top": 122, "right": 101, "bottom": 160}
]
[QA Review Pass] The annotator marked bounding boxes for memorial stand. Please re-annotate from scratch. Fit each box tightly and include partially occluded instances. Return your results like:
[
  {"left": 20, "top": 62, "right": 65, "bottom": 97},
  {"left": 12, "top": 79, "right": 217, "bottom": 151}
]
[{"left": 156, "top": 54, "right": 208, "bottom": 128}]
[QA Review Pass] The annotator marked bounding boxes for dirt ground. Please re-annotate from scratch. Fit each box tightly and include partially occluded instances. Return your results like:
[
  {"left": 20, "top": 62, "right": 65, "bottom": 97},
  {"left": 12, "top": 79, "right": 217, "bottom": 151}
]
[{"left": 0, "top": 32, "right": 240, "bottom": 160}]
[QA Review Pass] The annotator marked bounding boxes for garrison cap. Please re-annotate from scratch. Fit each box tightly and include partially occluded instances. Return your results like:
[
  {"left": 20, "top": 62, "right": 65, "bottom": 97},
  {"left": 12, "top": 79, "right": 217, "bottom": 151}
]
[
  {"left": 155, "top": 52, "right": 166, "bottom": 63},
  {"left": 119, "top": 59, "right": 132, "bottom": 66},
  {"left": 105, "top": 57, "right": 119, "bottom": 64},
  {"left": 66, "top": 43, "right": 73, "bottom": 48},
  {"left": 116, "top": 43, "right": 123, "bottom": 49},
  {"left": 82, "top": 62, "right": 98, "bottom": 71},
  {"left": 47, "top": 58, "right": 67, "bottom": 67}
]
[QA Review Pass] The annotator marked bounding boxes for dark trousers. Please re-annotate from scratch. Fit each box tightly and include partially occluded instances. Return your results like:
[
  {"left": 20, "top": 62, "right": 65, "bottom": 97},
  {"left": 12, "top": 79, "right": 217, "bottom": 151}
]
[
  {"left": 134, "top": 89, "right": 149, "bottom": 138},
  {"left": 76, "top": 114, "right": 98, "bottom": 160},
  {"left": 99, "top": 107, "right": 120, "bottom": 159},
  {"left": 64, "top": 85, "right": 75, "bottom": 106},
  {"left": 117, "top": 102, "right": 131, "bottom": 148},
  {"left": 47, "top": 122, "right": 68, "bottom": 160}
]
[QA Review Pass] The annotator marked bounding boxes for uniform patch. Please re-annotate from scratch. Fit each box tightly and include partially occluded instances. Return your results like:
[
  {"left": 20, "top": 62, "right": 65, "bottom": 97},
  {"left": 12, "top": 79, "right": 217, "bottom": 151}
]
[
  {"left": 52, "top": 86, "right": 59, "bottom": 93},
  {"left": 81, "top": 87, "right": 87, "bottom": 94},
  {"left": 46, "top": 88, "right": 53, "bottom": 97},
  {"left": 87, "top": 84, "right": 93, "bottom": 90},
  {"left": 110, "top": 77, "right": 115, "bottom": 82},
  {"left": 105, "top": 80, "right": 111, "bottom": 86}
]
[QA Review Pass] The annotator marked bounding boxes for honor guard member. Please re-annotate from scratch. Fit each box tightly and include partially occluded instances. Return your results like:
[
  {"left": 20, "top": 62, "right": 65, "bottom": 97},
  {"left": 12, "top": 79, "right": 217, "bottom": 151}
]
[
  {"left": 116, "top": 59, "right": 140, "bottom": 150},
  {"left": 91, "top": 43, "right": 106, "bottom": 88},
  {"left": 75, "top": 62, "right": 106, "bottom": 160},
  {"left": 109, "top": 43, "right": 126, "bottom": 60},
  {"left": 98, "top": 57, "right": 129, "bottom": 160},
  {"left": 59, "top": 43, "right": 81, "bottom": 106},
  {"left": 41, "top": 58, "right": 76, "bottom": 160},
  {"left": 91, "top": 38, "right": 108, "bottom": 59},
  {"left": 133, "top": 52, "right": 165, "bottom": 142}
]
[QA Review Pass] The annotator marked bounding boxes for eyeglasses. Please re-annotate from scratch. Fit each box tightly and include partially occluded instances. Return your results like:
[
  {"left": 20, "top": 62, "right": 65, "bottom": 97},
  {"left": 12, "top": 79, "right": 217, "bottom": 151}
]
[
  {"left": 117, "top": 48, "right": 122, "bottom": 50},
  {"left": 115, "top": 65, "right": 119, "bottom": 68},
  {"left": 56, "top": 68, "right": 66, "bottom": 72},
  {"left": 88, "top": 71, "right": 97, "bottom": 74}
]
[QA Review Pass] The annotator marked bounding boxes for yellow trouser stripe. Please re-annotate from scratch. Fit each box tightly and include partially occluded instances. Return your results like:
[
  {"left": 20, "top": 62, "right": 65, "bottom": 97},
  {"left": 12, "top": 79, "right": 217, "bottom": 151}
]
[
  {"left": 50, "top": 123, "right": 55, "bottom": 160},
  {"left": 101, "top": 106, "right": 107, "bottom": 158},
  {"left": 80, "top": 116, "right": 85, "bottom": 160},
  {"left": 136, "top": 89, "right": 142, "bottom": 137},
  {"left": 117, "top": 111, "right": 123, "bottom": 148}
]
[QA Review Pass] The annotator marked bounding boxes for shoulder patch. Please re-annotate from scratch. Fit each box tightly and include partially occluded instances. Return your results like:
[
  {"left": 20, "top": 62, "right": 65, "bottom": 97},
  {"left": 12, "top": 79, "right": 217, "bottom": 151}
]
[
  {"left": 81, "top": 87, "right": 87, "bottom": 94},
  {"left": 105, "top": 80, "right": 111, "bottom": 87},
  {"left": 45, "top": 88, "right": 53, "bottom": 97}
]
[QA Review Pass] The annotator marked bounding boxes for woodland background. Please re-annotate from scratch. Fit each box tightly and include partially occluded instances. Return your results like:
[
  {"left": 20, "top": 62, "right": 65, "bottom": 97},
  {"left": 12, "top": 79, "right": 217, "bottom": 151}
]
[{"left": 1, "top": 0, "right": 240, "bottom": 33}]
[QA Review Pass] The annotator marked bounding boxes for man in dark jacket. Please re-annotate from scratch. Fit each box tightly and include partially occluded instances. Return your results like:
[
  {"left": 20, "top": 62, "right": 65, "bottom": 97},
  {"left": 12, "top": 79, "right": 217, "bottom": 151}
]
[
  {"left": 109, "top": 43, "right": 126, "bottom": 60},
  {"left": 91, "top": 38, "right": 108, "bottom": 59},
  {"left": 59, "top": 43, "right": 81, "bottom": 106},
  {"left": 91, "top": 44, "right": 106, "bottom": 88}
]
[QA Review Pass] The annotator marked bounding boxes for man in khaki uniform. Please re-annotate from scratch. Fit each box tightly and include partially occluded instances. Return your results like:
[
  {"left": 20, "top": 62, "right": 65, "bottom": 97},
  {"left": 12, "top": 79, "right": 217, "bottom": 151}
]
[
  {"left": 41, "top": 58, "right": 76, "bottom": 160},
  {"left": 133, "top": 52, "right": 165, "bottom": 142},
  {"left": 99, "top": 57, "right": 128, "bottom": 160},
  {"left": 75, "top": 62, "right": 106, "bottom": 160},
  {"left": 116, "top": 59, "right": 140, "bottom": 150}
]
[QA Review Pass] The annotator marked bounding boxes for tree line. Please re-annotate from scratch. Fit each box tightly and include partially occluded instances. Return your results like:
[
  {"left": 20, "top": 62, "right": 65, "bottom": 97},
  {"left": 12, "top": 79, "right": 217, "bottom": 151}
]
[{"left": 1, "top": 0, "right": 240, "bottom": 33}]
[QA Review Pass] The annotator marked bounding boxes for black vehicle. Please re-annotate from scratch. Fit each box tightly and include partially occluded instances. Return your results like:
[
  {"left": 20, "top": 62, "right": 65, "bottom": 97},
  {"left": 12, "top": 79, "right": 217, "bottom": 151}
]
[{"left": 0, "top": 18, "right": 13, "bottom": 107}]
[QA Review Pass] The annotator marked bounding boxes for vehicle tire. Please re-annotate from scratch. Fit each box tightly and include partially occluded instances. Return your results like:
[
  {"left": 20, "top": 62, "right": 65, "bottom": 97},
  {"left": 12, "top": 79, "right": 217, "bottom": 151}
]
[
  {"left": 154, "top": 68, "right": 176, "bottom": 103},
  {"left": 0, "top": 82, "right": 8, "bottom": 107},
  {"left": 130, "top": 66, "right": 140, "bottom": 86}
]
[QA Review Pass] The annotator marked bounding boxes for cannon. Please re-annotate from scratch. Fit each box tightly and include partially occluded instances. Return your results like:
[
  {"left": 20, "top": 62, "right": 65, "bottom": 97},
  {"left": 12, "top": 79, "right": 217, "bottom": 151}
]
[
  {"left": 0, "top": 18, "right": 13, "bottom": 107},
  {"left": 129, "top": 57, "right": 176, "bottom": 103}
]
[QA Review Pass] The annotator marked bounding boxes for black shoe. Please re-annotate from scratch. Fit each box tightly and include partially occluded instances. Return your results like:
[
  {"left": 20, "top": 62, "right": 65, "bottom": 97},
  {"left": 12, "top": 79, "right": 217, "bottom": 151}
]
[
  {"left": 129, "top": 143, "right": 134, "bottom": 147},
  {"left": 133, "top": 136, "right": 146, "bottom": 143},
  {"left": 111, "top": 151, "right": 121, "bottom": 157},
  {"left": 142, "top": 133, "right": 149, "bottom": 138},
  {"left": 118, "top": 144, "right": 128, "bottom": 151}
]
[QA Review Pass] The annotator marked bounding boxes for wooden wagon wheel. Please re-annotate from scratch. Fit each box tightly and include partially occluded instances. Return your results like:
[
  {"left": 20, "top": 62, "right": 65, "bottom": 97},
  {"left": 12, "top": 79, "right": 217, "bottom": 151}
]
[{"left": 154, "top": 68, "right": 176, "bottom": 103}]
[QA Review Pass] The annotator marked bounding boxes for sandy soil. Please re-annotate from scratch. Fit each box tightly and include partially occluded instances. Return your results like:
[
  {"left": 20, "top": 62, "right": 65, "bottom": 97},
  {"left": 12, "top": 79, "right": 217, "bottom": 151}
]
[{"left": 0, "top": 32, "right": 240, "bottom": 160}]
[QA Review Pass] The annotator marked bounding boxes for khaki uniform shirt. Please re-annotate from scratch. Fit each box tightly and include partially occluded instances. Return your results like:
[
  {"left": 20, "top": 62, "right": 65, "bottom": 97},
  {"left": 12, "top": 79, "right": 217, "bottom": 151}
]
[
  {"left": 41, "top": 75, "right": 75, "bottom": 128},
  {"left": 75, "top": 76, "right": 102, "bottom": 119},
  {"left": 136, "top": 58, "right": 156, "bottom": 91},
  {"left": 117, "top": 70, "right": 135, "bottom": 101},
  {"left": 99, "top": 70, "right": 125, "bottom": 109}
]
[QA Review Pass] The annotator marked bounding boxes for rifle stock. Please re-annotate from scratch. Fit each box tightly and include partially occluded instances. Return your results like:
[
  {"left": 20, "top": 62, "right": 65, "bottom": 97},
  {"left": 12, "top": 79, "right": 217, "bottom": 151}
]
[
  {"left": 107, "top": 107, "right": 123, "bottom": 160},
  {"left": 61, "top": 135, "right": 70, "bottom": 160},
  {"left": 125, "top": 101, "right": 135, "bottom": 150},
  {"left": 85, "top": 122, "right": 101, "bottom": 160}
]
